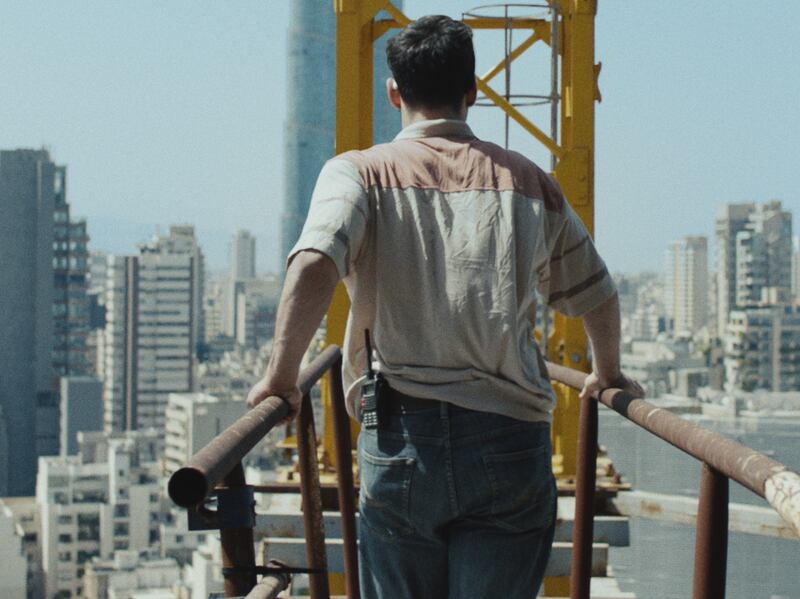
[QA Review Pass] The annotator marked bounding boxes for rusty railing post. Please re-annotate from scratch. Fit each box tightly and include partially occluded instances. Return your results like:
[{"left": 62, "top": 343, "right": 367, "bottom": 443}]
[
  {"left": 220, "top": 462, "right": 257, "bottom": 597},
  {"left": 330, "top": 357, "right": 360, "bottom": 599},
  {"left": 297, "top": 392, "right": 331, "bottom": 599},
  {"left": 570, "top": 392, "right": 598, "bottom": 599},
  {"left": 692, "top": 464, "right": 729, "bottom": 599}
]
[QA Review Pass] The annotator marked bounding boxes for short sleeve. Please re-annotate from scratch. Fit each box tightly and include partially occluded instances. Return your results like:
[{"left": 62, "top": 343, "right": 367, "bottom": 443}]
[
  {"left": 537, "top": 200, "right": 616, "bottom": 317},
  {"left": 288, "top": 157, "right": 369, "bottom": 279}
]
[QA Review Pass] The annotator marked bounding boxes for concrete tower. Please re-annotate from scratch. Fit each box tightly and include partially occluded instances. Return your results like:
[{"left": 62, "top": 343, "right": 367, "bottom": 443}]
[
  {"left": 230, "top": 229, "right": 256, "bottom": 282},
  {"left": 0, "top": 149, "right": 56, "bottom": 495},
  {"left": 665, "top": 236, "right": 708, "bottom": 336},
  {"left": 280, "top": 1, "right": 402, "bottom": 268},
  {"left": 103, "top": 227, "right": 201, "bottom": 432}
]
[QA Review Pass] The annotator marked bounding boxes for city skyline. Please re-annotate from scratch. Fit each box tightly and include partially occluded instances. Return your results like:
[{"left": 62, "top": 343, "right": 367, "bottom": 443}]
[
  {"left": 2, "top": 1, "right": 798, "bottom": 273},
  {"left": 3, "top": 5, "right": 799, "bottom": 598}
]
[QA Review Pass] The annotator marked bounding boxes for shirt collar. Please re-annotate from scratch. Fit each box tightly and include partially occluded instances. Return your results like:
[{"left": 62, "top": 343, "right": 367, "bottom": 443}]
[{"left": 394, "top": 119, "right": 476, "bottom": 141}]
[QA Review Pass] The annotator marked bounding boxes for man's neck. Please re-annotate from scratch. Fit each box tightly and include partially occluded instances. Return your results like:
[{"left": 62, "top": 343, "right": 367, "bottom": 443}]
[{"left": 400, "top": 104, "right": 467, "bottom": 129}]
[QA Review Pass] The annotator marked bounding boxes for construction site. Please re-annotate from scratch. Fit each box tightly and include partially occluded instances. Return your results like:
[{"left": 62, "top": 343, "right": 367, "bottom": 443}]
[{"left": 163, "top": 2, "right": 800, "bottom": 599}]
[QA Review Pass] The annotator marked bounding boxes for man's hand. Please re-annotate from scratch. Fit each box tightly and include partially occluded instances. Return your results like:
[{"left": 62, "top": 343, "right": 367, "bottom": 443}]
[
  {"left": 246, "top": 377, "right": 302, "bottom": 425},
  {"left": 579, "top": 371, "right": 645, "bottom": 402},
  {"left": 245, "top": 249, "right": 340, "bottom": 425}
]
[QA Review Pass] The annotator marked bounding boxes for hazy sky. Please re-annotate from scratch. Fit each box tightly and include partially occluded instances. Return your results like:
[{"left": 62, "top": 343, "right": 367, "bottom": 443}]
[{"left": 2, "top": 1, "right": 799, "bottom": 273}]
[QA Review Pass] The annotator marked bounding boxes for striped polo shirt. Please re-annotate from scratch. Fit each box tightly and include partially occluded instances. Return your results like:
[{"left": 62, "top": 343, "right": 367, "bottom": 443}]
[{"left": 290, "top": 119, "right": 615, "bottom": 422}]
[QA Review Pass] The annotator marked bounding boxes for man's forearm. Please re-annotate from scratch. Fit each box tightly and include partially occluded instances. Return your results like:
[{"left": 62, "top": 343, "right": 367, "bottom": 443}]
[
  {"left": 264, "top": 251, "right": 340, "bottom": 387},
  {"left": 581, "top": 292, "right": 621, "bottom": 384}
]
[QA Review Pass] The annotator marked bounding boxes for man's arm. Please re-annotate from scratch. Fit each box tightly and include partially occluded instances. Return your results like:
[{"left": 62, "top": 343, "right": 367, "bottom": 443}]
[
  {"left": 579, "top": 292, "right": 644, "bottom": 400},
  {"left": 245, "top": 250, "right": 340, "bottom": 419}
]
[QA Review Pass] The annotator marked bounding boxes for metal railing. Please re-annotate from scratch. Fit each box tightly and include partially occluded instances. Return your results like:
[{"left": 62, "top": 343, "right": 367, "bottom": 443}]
[
  {"left": 545, "top": 360, "right": 800, "bottom": 599},
  {"left": 168, "top": 344, "right": 800, "bottom": 599},
  {"left": 168, "top": 345, "right": 357, "bottom": 599}
]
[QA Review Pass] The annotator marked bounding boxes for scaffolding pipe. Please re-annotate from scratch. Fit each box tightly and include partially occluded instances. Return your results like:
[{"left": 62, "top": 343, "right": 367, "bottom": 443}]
[{"left": 167, "top": 346, "right": 341, "bottom": 508}]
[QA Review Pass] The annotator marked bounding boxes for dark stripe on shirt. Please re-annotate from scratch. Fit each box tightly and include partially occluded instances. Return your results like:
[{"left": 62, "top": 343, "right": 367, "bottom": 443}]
[
  {"left": 548, "top": 267, "right": 609, "bottom": 304},
  {"left": 549, "top": 235, "right": 590, "bottom": 264}
]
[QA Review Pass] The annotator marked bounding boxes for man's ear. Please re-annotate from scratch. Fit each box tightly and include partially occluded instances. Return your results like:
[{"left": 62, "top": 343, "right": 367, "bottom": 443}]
[
  {"left": 386, "top": 78, "right": 402, "bottom": 111},
  {"left": 465, "top": 83, "right": 478, "bottom": 108}
]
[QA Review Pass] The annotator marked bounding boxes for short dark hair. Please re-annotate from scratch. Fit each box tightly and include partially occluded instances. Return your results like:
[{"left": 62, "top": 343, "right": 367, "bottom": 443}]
[{"left": 386, "top": 15, "right": 475, "bottom": 110}]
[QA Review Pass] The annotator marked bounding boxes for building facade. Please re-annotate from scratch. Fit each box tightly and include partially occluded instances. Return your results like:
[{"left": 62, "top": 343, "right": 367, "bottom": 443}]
[
  {"left": 715, "top": 201, "right": 792, "bottom": 336},
  {"left": 279, "top": 0, "right": 402, "bottom": 268},
  {"left": 229, "top": 229, "right": 256, "bottom": 282},
  {"left": 715, "top": 203, "right": 755, "bottom": 337},
  {"left": 83, "top": 550, "right": 180, "bottom": 599},
  {"left": 52, "top": 166, "right": 90, "bottom": 379},
  {"left": 0, "top": 149, "right": 57, "bottom": 495},
  {"left": 0, "top": 502, "right": 28, "bottom": 599},
  {"left": 60, "top": 377, "right": 104, "bottom": 456},
  {"left": 103, "top": 227, "right": 202, "bottom": 432},
  {"left": 37, "top": 430, "right": 163, "bottom": 599},
  {"left": 724, "top": 305, "right": 800, "bottom": 392},
  {"left": 164, "top": 393, "right": 245, "bottom": 475},
  {"left": 665, "top": 236, "right": 708, "bottom": 336}
]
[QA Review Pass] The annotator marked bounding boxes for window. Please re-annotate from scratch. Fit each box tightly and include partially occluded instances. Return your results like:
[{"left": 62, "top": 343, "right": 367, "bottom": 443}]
[
  {"left": 58, "top": 551, "right": 71, "bottom": 562},
  {"left": 57, "top": 515, "right": 72, "bottom": 525},
  {"left": 77, "top": 513, "right": 100, "bottom": 542},
  {"left": 113, "top": 522, "right": 129, "bottom": 537},
  {"left": 77, "top": 550, "right": 98, "bottom": 565},
  {"left": 113, "top": 504, "right": 129, "bottom": 518},
  {"left": 113, "top": 540, "right": 128, "bottom": 550},
  {"left": 58, "top": 533, "right": 72, "bottom": 544}
]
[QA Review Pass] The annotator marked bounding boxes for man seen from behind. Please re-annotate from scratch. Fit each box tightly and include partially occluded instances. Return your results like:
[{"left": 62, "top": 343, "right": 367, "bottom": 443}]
[{"left": 247, "top": 14, "right": 643, "bottom": 599}]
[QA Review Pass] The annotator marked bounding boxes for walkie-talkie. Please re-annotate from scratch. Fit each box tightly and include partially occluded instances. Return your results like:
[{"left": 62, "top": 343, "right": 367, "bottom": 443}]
[{"left": 360, "top": 329, "right": 387, "bottom": 430}]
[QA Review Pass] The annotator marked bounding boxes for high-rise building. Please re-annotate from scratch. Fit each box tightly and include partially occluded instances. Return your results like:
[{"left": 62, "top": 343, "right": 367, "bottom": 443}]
[
  {"left": 734, "top": 201, "right": 792, "bottom": 308},
  {"left": 230, "top": 229, "right": 256, "bottom": 282},
  {"left": 279, "top": 1, "right": 402, "bottom": 268},
  {"left": 224, "top": 229, "right": 257, "bottom": 338},
  {"left": 715, "top": 201, "right": 792, "bottom": 336},
  {"left": 52, "top": 166, "right": 91, "bottom": 379},
  {"left": 60, "top": 377, "right": 104, "bottom": 456},
  {"left": 0, "top": 149, "right": 57, "bottom": 496},
  {"left": 103, "top": 227, "right": 202, "bottom": 432},
  {"left": 151, "top": 225, "right": 205, "bottom": 354},
  {"left": 724, "top": 305, "right": 800, "bottom": 391},
  {"left": 715, "top": 203, "right": 755, "bottom": 336},
  {"left": 665, "top": 236, "right": 708, "bottom": 336}
]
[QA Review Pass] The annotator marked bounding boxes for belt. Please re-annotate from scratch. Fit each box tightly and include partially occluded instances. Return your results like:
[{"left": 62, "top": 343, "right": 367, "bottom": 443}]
[{"left": 384, "top": 386, "right": 441, "bottom": 412}]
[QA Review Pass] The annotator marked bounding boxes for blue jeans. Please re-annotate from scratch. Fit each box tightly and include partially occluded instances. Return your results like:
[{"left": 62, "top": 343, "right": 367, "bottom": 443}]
[{"left": 357, "top": 401, "right": 556, "bottom": 599}]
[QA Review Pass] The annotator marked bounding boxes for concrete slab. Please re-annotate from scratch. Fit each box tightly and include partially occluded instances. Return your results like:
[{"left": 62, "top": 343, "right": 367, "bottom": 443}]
[{"left": 612, "top": 489, "right": 797, "bottom": 539}]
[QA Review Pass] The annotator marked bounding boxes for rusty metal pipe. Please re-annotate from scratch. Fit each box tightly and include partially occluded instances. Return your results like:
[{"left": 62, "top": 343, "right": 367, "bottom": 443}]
[
  {"left": 692, "top": 464, "right": 729, "bottom": 599},
  {"left": 244, "top": 576, "right": 290, "bottom": 599},
  {"left": 297, "top": 392, "right": 331, "bottom": 599},
  {"left": 220, "top": 463, "right": 258, "bottom": 597},
  {"left": 330, "top": 357, "right": 360, "bottom": 599},
  {"left": 168, "top": 346, "right": 342, "bottom": 508},
  {"left": 570, "top": 393, "right": 598, "bottom": 599},
  {"left": 545, "top": 360, "right": 800, "bottom": 537}
]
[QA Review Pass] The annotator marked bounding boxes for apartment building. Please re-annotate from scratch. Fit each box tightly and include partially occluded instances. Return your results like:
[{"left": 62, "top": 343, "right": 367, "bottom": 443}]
[
  {"left": 725, "top": 304, "right": 800, "bottom": 392},
  {"left": 104, "top": 226, "right": 202, "bottom": 432},
  {"left": 37, "top": 430, "right": 163, "bottom": 599},
  {"left": 665, "top": 236, "right": 708, "bottom": 336},
  {"left": 164, "top": 392, "right": 244, "bottom": 475}
]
